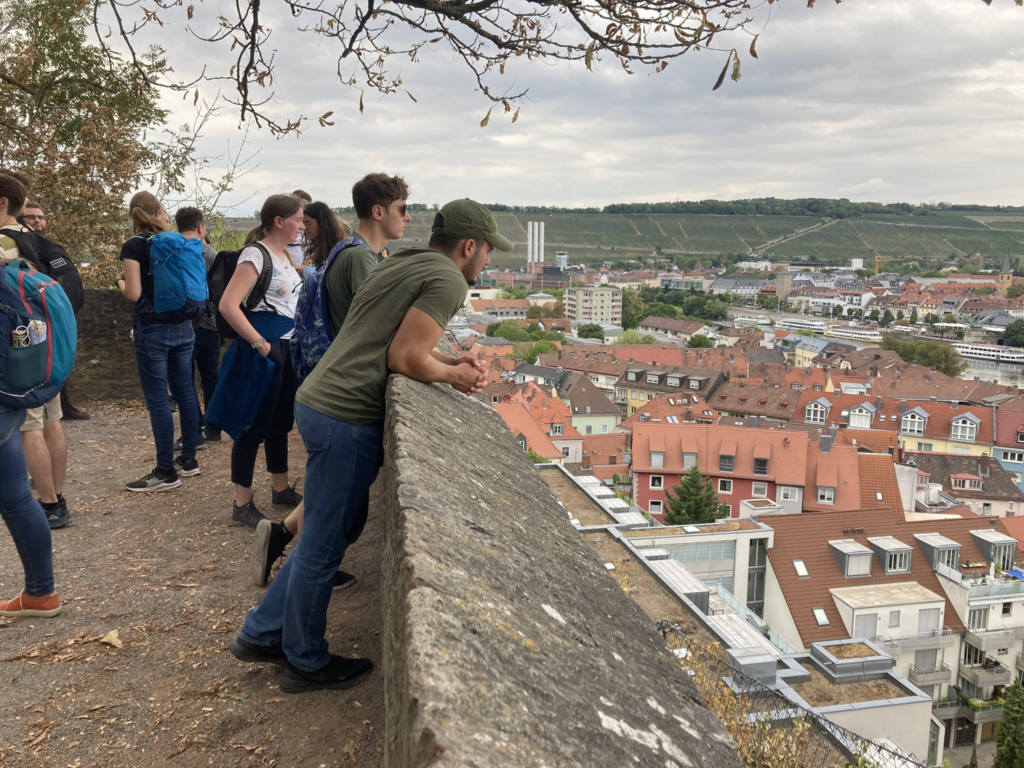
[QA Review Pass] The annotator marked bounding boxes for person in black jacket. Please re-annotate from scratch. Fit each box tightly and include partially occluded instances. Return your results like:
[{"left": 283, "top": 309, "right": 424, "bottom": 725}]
[{"left": 19, "top": 201, "right": 88, "bottom": 421}]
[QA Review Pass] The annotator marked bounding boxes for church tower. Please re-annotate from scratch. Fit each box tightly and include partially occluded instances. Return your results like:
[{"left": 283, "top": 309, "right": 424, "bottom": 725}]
[{"left": 999, "top": 252, "right": 1015, "bottom": 298}]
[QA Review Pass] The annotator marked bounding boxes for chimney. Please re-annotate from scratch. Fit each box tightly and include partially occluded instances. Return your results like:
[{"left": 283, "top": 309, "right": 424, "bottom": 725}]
[
  {"left": 821, "top": 435, "right": 832, "bottom": 453},
  {"left": 750, "top": 416, "right": 758, "bottom": 428},
  {"left": 876, "top": 396, "right": 882, "bottom": 409}
]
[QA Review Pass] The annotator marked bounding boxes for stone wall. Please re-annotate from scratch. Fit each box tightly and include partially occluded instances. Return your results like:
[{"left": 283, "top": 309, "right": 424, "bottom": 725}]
[
  {"left": 382, "top": 374, "right": 741, "bottom": 767},
  {"left": 68, "top": 288, "right": 141, "bottom": 401}
]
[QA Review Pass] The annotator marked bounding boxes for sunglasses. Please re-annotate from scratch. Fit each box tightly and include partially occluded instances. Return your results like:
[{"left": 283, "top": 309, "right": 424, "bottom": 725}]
[
  {"left": 383, "top": 204, "right": 408, "bottom": 217},
  {"left": 23, "top": 214, "right": 45, "bottom": 221}
]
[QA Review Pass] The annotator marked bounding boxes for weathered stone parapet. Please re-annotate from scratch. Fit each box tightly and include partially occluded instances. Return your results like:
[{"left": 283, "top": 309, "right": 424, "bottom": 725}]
[{"left": 382, "top": 374, "right": 741, "bottom": 767}]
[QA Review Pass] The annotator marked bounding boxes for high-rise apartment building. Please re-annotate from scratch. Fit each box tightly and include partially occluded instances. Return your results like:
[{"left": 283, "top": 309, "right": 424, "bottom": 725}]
[{"left": 564, "top": 285, "right": 622, "bottom": 324}]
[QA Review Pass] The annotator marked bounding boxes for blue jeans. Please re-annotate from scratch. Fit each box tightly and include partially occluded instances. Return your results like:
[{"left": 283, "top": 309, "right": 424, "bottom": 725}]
[
  {"left": 133, "top": 320, "right": 200, "bottom": 471},
  {"left": 240, "top": 403, "right": 383, "bottom": 671},
  {"left": 0, "top": 409, "right": 55, "bottom": 596}
]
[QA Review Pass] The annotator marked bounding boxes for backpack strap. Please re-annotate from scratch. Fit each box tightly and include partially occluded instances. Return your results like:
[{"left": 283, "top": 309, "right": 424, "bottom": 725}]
[{"left": 245, "top": 242, "right": 277, "bottom": 314}]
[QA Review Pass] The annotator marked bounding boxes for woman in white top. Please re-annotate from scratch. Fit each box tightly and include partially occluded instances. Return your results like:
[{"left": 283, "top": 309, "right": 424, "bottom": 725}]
[{"left": 218, "top": 194, "right": 304, "bottom": 529}]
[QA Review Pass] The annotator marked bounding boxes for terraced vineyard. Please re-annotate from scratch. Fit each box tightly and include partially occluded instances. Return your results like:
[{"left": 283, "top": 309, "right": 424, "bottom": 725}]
[{"left": 352, "top": 209, "right": 1024, "bottom": 267}]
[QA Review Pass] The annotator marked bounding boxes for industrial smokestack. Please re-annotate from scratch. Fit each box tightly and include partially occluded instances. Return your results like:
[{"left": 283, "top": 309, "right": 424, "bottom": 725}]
[
  {"left": 539, "top": 222, "right": 546, "bottom": 264},
  {"left": 527, "top": 222, "right": 534, "bottom": 263}
]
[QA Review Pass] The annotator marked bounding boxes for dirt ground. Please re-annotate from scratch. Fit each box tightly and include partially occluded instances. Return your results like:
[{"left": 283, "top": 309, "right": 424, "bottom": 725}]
[
  {"left": 0, "top": 403, "right": 385, "bottom": 768},
  {"left": 793, "top": 663, "right": 904, "bottom": 708}
]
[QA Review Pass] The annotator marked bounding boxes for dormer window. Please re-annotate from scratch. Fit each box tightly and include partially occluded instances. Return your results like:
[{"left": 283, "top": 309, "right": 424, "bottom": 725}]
[
  {"left": 850, "top": 408, "right": 872, "bottom": 430},
  {"left": 689, "top": 380, "right": 700, "bottom": 390},
  {"left": 551, "top": 423, "right": 563, "bottom": 436},
  {"left": 902, "top": 413, "right": 925, "bottom": 436},
  {"left": 667, "top": 377, "right": 680, "bottom": 387},
  {"left": 754, "top": 458, "right": 769, "bottom": 476},
  {"left": 887, "top": 551, "right": 910, "bottom": 573},
  {"left": 646, "top": 374, "right": 660, "bottom": 384},
  {"left": 817, "top": 487, "right": 835, "bottom": 504},
  {"left": 806, "top": 403, "right": 827, "bottom": 424},
  {"left": 683, "top": 452, "right": 697, "bottom": 469},
  {"left": 847, "top": 553, "right": 871, "bottom": 577},
  {"left": 719, "top": 455, "right": 735, "bottom": 473},
  {"left": 951, "top": 418, "right": 977, "bottom": 442},
  {"left": 627, "top": 372, "right": 637, "bottom": 381},
  {"left": 650, "top": 451, "right": 665, "bottom": 469}
]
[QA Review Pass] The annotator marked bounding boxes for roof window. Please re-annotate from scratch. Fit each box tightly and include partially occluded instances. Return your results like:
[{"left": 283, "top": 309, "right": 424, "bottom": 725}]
[
  {"left": 813, "top": 608, "right": 830, "bottom": 627},
  {"left": 793, "top": 560, "right": 809, "bottom": 578}
]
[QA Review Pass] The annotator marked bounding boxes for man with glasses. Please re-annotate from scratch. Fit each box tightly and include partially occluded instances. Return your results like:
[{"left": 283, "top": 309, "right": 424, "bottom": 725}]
[
  {"left": 19, "top": 201, "right": 89, "bottom": 421},
  {"left": 22, "top": 202, "right": 46, "bottom": 233},
  {"left": 249, "top": 173, "right": 411, "bottom": 590}
]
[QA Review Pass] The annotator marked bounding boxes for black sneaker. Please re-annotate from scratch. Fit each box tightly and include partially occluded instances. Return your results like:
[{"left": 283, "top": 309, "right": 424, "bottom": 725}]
[
  {"left": 333, "top": 571, "right": 357, "bottom": 591},
  {"left": 251, "top": 520, "right": 294, "bottom": 587},
  {"left": 173, "top": 434, "right": 206, "bottom": 453},
  {"left": 46, "top": 499, "right": 70, "bottom": 530},
  {"left": 232, "top": 497, "right": 267, "bottom": 530},
  {"left": 279, "top": 655, "right": 373, "bottom": 694},
  {"left": 126, "top": 467, "right": 181, "bottom": 492},
  {"left": 61, "top": 404, "right": 90, "bottom": 421},
  {"left": 228, "top": 635, "right": 287, "bottom": 666},
  {"left": 272, "top": 485, "right": 303, "bottom": 509},
  {"left": 203, "top": 427, "right": 223, "bottom": 443},
  {"left": 174, "top": 455, "right": 201, "bottom": 477}
]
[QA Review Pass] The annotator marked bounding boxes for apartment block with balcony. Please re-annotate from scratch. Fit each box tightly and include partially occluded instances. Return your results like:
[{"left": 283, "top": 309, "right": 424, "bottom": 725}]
[
  {"left": 763, "top": 508, "right": 1024, "bottom": 752},
  {"left": 563, "top": 285, "right": 622, "bottom": 324}
]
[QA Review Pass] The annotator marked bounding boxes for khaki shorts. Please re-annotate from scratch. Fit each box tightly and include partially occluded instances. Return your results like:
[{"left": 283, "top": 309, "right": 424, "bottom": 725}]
[{"left": 21, "top": 394, "right": 62, "bottom": 432}]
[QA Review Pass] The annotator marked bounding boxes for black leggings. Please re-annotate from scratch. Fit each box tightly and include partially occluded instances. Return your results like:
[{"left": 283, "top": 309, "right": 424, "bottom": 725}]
[{"left": 230, "top": 338, "right": 298, "bottom": 488}]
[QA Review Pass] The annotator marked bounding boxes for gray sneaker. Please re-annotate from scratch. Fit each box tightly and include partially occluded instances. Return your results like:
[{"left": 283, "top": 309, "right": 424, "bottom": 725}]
[
  {"left": 174, "top": 455, "right": 201, "bottom": 477},
  {"left": 126, "top": 467, "right": 181, "bottom": 492},
  {"left": 232, "top": 497, "right": 267, "bottom": 530}
]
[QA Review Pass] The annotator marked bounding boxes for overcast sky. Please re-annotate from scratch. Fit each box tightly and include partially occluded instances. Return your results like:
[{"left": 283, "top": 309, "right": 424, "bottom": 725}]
[{"left": 141, "top": 0, "right": 1024, "bottom": 214}]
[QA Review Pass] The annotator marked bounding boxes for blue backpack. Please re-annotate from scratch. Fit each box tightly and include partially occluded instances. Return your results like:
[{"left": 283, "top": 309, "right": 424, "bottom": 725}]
[
  {"left": 291, "top": 236, "right": 374, "bottom": 380},
  {"left": 0, "top": 258, "right": 77, "bottom": 409},
  {"left": 138, "top": 232, "right": 209, "bottom": 319}
]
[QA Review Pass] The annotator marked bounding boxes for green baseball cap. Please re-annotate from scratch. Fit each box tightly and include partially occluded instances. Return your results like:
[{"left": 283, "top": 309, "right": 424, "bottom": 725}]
[{"left": 432, "top": 199, "right": 514, "bottom": 252}]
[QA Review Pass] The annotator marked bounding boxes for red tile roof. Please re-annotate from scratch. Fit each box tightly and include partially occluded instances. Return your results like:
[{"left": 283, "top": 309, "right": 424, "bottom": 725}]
[
  {"left": 803, "top": 444, "right": 862, "bottom": 512},
  {"left": 857, "top": 453, "right": 904, "bottom": 519},
  {"left": 618, "top": 395, "right": 719, "bottom": 432},
  {"left": 492, "top": 403, "right": 563, "bottom": 460},
  {"left": 632, "top": 423, "right": 808, "bottom": 486},
  {"left": 764, "top": 508, "right": 1022, "bottom": 647}
]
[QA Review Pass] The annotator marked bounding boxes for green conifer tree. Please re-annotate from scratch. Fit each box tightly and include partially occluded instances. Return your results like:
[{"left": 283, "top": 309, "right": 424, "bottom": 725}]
[
  {"left": 995, "top": 682, "right": 1024, "bottom": 768},
  {"left": 663, "top": 468, "right": 729, "bottom": 525}
]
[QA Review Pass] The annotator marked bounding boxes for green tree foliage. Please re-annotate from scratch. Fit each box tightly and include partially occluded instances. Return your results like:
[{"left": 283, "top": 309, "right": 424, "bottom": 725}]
[
  {"left": 621, "top": 288, "right": 646, "bottom": 329},
  {"left": 576, "top": 323, "right": 605, "bottom": 340},
  {"left": 1005, "top": 320, "right": 1024, "bottom": 349},
  {"left": 526, "top": 304, "right": 544, "bottom": 319},
  {"left": 880, "top": 337, "right": 968, "bottom": 378},
  {"left": 995, "top": 683, "right": 1024, "bottom": 768},
  {"left": 881, "top": 310, "right": 895, "bottom": 327},
  {"left": 485, "top": 321, "right": 563, "bottom": 344},
  {"left": 942, "top": 313, "right": 957, "bottom": 324},
  {"left": 686, "top": 334, "right": 713, "bottom": 348},
  {"left": 614, "top": 329, "right": 656, "bottom": 345},
  {"left": 522, "top": 340, "right": 557, "bottom": 364},
  {"left": 500, "top": 286, "right": 530, "bottom": 300},
  {"left": 638, "top": 288, "right": 728, "bottom": 322},
  {"left": 0, "top": 0, "right": 188, "bottom": 285},
  {"left": 525, "top": 448, "right": 551, "bottom": 464},
  {"left": 664, "top": 468, "right": 729, "bottom": 525},
  {"left": 976, "top": 286, "right": 995, "bottom": 295},
  {"left": 869, "top": 309, "right": 880, "bottom": 321},
  {"left": 756, "top": 295, "right": 779, "bottom": 310},
  {"left": 643, "top": 302, "right": 679, "bottom": 320},
  {"left": 909, "top": 311, "right": 918, "bottom": 325},
  {"left": 1008, "top": 284, "right": 1024, "bottom": 299},
  {"left": 795, "top": 329, "right": 815, "bottom": 337}
]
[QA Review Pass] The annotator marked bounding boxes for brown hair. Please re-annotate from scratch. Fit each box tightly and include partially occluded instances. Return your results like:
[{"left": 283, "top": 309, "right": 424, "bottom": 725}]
[
  {"left": 303, "top": 201, "right": 349, "bottom": 266},
  {"left": 0, "top": 174, "right": 28, "bottom": 216},
  {"left": 24, "top": 200, "right": 44, "bottom": 213},
  {"left": 128, "top": 191, "right": 169, "bottom": 235},
  {"left": 292, "top": 189, "right": 312, "bottom": 204},
  {"left": 174, "top": 206, "right": 204, "bottom": 234},
  {"left": 244, "top": 194, "right": 303, "bottom": 245},
  {"left": 0, "top": 168, "right": 32, "bottom": 195},
  {"left": 352, "top": 173, "right": 409, "bottom": 220}
]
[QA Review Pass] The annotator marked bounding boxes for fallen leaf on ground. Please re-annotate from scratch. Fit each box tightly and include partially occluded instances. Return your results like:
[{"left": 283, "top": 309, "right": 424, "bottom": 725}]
[{"left": 99, "top": 630, "right": 122, "bottom": 649}]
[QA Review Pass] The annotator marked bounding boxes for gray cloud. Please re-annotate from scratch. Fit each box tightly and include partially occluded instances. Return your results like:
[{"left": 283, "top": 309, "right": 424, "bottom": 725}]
[{"left": 133, "top": 0, "right": 1024, "bottom": 213}]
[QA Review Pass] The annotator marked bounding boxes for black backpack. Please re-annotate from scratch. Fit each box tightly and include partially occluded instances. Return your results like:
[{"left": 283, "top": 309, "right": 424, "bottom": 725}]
[
  {"left": 207, "top": 243, "right": 273, "bottom": 339},
  {"left": 5, "top": 227, "right": 84, "bottom": 314}
]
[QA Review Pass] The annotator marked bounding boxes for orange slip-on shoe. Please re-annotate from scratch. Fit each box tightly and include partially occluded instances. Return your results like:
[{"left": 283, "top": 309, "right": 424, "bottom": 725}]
[{"left": 0, "top": 591, "right": 62, "bottom": 618}]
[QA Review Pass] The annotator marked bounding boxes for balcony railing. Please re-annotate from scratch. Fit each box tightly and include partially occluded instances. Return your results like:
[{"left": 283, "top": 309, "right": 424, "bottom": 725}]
[
  {"left": 965, "top": 626, "right": 1018, "bottom": 650},
  {"left": 960, "top": 660, "right": 1013, "bottom": 688},
  {"left": 964, "top": 580, "right": 1024, "bottom": 599},
  {"left": 908, "top": 662, "right": 952, "bottom": 687},
  {"left": 878, "top": 626, "right": 954, "bottom": 652}
]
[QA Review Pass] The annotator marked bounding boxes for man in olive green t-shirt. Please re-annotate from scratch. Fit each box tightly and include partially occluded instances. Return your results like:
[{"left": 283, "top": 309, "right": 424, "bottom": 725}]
[
  {"left": 252, "top": 174, "right": 412, "bottom": 592},
  {"left": 232, "top": 199, "right": 513, "bottom": 693}
]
